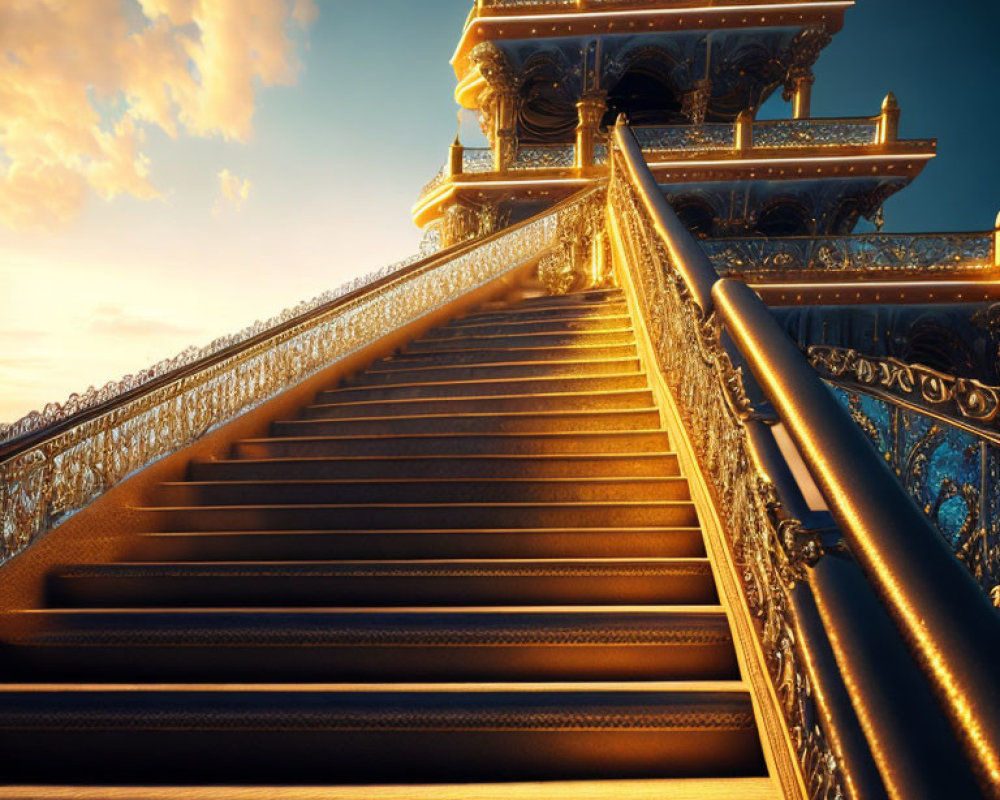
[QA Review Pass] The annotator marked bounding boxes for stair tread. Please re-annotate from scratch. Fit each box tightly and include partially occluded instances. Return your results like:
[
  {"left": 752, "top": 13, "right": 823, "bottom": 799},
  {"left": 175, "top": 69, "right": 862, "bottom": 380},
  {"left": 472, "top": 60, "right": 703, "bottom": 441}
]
[
  {"left": 307, "top": 388, "right": 652, "bottom": 408},
  {"left": 53, "top": 558, "right": 714, "bottom": 577},
  {"left": 0, "top": 777, "right": 780, "bottom": 800}
]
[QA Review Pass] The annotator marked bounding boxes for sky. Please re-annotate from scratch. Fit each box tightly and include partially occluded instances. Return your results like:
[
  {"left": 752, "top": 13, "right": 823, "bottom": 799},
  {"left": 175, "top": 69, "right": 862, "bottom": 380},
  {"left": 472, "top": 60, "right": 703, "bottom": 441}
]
[{"left": 0, "top": 0, "right": 997, "bottom": 424}]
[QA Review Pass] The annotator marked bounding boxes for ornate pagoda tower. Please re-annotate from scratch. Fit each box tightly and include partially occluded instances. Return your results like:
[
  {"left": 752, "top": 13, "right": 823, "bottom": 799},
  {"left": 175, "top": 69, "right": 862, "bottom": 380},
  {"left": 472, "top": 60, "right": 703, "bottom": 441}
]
[
  {"left": 0, "top": 2, "right": 997, "bottom": 798},
  {"left": 415, "top": 0, "right": 932, "bottom": 261}
]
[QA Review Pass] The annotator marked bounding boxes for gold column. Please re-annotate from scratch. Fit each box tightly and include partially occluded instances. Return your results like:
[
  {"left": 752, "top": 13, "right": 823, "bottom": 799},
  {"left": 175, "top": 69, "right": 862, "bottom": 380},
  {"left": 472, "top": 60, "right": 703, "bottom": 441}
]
[
  {"left": 575, "top": 91, "right": 607, "bottom": 171},
  {"left": 493, "top": 90, "right": 517, "bottom": 172},
  {"left": 449, "top": 136, "right": 464, "bottom": 177},
  {"left": 792, "top": 72, "right": 814, "bottom": 119},
  {"left": 879, "top": 91, "right": 900, "bottom": 144},
  {"left": 735, "top": 109, "right": 754, "bottom": 153},
  {"left": 994, "top": 210, "right": 1000, "bottom": 270}
]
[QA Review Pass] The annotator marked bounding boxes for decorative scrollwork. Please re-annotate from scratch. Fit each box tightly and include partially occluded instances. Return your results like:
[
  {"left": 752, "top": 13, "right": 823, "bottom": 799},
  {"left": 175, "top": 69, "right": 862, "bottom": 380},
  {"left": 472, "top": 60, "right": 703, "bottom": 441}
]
[
  {"left": 702, "top": 232, "right": 995, "bottom": 280},
  {"left": 823, "top": 377, "right": 1000, "bottom": 605},
  {"left": 0, "top": 188, "right": 604, "bottom": 567},
  {"left": 809, "top": 347, "right": 1000, "bottom": 431},
  {"left": 608, "top": 138, "right": 847, "bottom": 800}
]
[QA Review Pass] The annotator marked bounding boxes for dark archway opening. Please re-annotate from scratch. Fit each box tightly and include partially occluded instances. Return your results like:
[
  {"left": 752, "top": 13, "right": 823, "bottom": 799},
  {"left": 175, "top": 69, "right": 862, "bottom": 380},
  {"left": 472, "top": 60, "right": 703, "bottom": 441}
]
[
  {"left": 602, "top": 67, "right": 685, "bottom": 128},
  {"left": 754, "top": 202, "right": 813, "bottom": 237},
  {"left": 673, "top": 200, "right": 716, "bottom": 239}
]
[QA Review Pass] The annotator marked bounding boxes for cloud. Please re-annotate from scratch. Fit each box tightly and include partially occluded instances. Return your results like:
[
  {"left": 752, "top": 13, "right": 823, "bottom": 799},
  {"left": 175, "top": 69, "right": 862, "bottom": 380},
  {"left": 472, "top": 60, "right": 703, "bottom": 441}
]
[
  {"left": 214, "top": 168, "right": 252, "bottom": 214},
  {"left": 0, "top": 0, "right": 317, "bottom": 229},
  {"left": 87, "top": 304, "right": 200, "bottom": 338}
]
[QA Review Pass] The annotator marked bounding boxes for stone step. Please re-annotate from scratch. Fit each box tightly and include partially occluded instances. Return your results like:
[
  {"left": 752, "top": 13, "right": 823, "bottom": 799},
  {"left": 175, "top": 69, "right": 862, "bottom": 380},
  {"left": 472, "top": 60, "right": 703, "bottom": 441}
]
[
  {"left": 0, "top": 608, "right": 737, "bottom": 682},
  {"left": 189, "top": 454, "right": 681, "bottom": 482},
  {"left": 46, "top": 558, "right": 718, "bottom": 608},
  {"left": 233, "top": 431, "right": 672, "bottom": 459},
  {"left": 299, "top": 389, "right": 656, "bottom": 419},
  {"left": 444, "top": 305, "right": 629, "bottom": 326},
  {"left": 0, "top": 777, "right": 781, "bottom": 800},
  {"left": 430, "top": 316, "right": 634, "bottom": 337},
  {"left": 317, "top": 373, "right": 649, "bottom": 403},
  {"left": 407, "top": 329, "right": 636, "bottom": 350},
  {"left": 342, "top": 358, "right": 642, "bottom": 386},
  {"left": 155, "top": 478, "right": 691, "bottom": 507},
  {"left": 123, "top": 527, "right": 707, "bottom": 562},
  {"left": 270, "top": 409, "right": 661, "bottom": 437},
  {"left": 381, "top": 343, "right": 638, "bottom": 366},
  {"left": 0, "top": 683, "right": 765, "bottom": 784},
  {"left": 138, "top": 501, "right": 700, "bottom": 532}
]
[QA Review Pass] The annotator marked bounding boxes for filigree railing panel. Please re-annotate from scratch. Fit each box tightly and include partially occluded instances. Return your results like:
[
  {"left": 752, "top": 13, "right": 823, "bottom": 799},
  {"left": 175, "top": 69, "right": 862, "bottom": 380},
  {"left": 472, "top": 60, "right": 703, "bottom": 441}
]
[
  {"left": 609, "top": 142, "right": 846, "bottom": 799},
  {"left": 463, "top": 148, "right": 496, "bottom": 173},
  {"left": 809, "top": 347, "right": 1000, "bottom": 604},
  {"left": 0, "top": 191, "right": 596, "bottom": 565},
  {"left": 512, "top": 146, "right": 575, "bottom": 169},
  {"left": 755, "top": 119, "right": 879, "bottom": 148},
  {"left": 703, "top": 232, "right": 995, "bottom": 279},
  {"left": 633, "top": 124, "right": 735, "bottom": 151}
]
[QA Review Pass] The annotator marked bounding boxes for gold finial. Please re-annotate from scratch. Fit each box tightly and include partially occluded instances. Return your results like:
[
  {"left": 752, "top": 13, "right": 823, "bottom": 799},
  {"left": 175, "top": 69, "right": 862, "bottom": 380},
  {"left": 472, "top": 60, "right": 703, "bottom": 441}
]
[
  {"left": 882, "top": 91, "right": 899, "bottom": 112},
  {"left": 616, "top": 113, "right": 629, "bottom": 128},
  {"left": 994, "top": 208, "right": 1000, "bottom": 230},
  {"left": 454, "top": 110, "right": 463, "bottom": 147}
]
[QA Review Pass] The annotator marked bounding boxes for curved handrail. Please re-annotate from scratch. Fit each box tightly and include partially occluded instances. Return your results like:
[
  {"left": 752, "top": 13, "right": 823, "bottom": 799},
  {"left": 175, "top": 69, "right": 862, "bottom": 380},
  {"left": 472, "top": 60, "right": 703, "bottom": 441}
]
[
  {"left": 613, "top": 118, "right": 1000, "bottom": 796},
  {"left": 0, "top": 185, "right": 602, "bottom": 566}
]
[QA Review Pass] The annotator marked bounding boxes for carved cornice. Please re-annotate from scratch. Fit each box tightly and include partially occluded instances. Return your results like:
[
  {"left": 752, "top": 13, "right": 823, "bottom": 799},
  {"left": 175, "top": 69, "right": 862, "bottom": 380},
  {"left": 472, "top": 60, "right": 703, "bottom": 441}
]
[{"left": 808, "top": 346, "right": 1000, "bottom": 439}]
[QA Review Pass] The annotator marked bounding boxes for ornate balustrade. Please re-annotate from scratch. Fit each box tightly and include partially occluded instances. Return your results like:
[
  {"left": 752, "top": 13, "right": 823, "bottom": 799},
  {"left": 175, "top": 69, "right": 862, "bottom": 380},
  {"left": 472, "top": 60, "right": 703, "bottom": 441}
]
[
  {"left": 703, "top": 232, "right": 996, "bottom": 280},
  {"left": 609, "top": 117, "right": 849, "bottom": 800},
  {"left": 417, "top": 116, "right": 897, "bottom": 205},
  {"left": 754, "top": 119, "right": 878, "bottom": 148},
  {"left": 0, "top": 189, "right": 599, "bottom": 567},
  {"left": 808, "top": 347, "right": 1000, "bottom": 604},
  {"left": 609, "top": 119, "right": 1000, "bottom": 799},
  {"left": 473, "top": 0, "right": 811, "bottom": 11}
]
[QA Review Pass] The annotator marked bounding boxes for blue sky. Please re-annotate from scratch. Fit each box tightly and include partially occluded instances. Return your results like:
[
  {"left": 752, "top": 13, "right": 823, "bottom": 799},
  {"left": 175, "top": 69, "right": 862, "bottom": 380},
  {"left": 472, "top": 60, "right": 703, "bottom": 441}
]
[{"left": 0, "top": 0, "right": 996, "bottom": 422}]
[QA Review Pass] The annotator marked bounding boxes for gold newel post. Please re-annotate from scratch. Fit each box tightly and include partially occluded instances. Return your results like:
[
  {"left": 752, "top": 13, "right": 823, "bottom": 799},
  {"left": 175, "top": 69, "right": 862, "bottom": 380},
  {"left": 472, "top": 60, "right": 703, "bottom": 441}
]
[
  {"left": 575, "top": 91, "right": 607, "bottom": 172},
  {"left": 735, "top": 109, "right": 754, "bottom": 153},
  {"left": 879, "top": 91, "right": 900, "bottom": 144}
]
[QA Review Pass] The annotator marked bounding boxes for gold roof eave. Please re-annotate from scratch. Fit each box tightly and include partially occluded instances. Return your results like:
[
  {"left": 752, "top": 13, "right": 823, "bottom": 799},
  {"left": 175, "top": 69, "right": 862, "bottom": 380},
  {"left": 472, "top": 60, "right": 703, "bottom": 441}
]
[{"left": 450, "top": 0, "right": 853, "bottom": 79}]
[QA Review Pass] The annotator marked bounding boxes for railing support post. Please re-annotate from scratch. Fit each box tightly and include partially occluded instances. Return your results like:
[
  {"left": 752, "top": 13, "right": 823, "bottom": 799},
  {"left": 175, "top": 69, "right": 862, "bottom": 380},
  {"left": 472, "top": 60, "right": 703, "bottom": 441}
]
[
  {"left": 449, "top": 137, "right": 464, "bottom": 178},
  {"left": 879, "top": 92, "right": 900, "bottom": 144},
  {"left": 792, "top": 72, "right": 814, "bottom": 119},
  {"left": 575, "top": 91, "right": 606, "bottom": 171},
  {"left": 735, "top": 109, "right": 754, "bottom": 153},
  {"left": 994, "top": 209, "right": 1000, "bottom": 269}
]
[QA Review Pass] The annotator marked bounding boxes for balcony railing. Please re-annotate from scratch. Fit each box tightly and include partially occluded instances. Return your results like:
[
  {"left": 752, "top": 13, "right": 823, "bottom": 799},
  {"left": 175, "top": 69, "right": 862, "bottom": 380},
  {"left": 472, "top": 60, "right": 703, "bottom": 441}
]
[
  {"left": 702, "top": 232, "right": 997, "bottom": 280},
  {"left": 417, "top": 116, "right": 891, "bottom": 204},
  {"left": 0, "top": 187, "right": 601, "bottom": 566},
  {"left": 808, "top": 346, "right": 1000, "bottom": 605},
  {"left": 473, "top": 0, "right": 814, "bottom": 12}
]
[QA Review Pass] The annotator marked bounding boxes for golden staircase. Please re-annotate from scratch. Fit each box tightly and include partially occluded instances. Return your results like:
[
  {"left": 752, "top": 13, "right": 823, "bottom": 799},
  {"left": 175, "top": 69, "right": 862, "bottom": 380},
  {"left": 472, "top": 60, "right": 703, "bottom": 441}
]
[{"left": 0, "top": 287, "right": 780, "bottom": 798}]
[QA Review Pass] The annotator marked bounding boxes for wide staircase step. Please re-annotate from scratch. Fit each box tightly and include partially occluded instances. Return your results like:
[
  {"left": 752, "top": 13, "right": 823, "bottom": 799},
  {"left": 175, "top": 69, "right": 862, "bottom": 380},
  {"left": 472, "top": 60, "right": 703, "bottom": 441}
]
[
  {"left": 0, "top": 684, "right": 764, "bottom": 784},
  {"left": 0, "top": 288, "right": 773, "bottom": 792},
  {"left": 46, "top": 558, "right": 718, "bottom": 608}
]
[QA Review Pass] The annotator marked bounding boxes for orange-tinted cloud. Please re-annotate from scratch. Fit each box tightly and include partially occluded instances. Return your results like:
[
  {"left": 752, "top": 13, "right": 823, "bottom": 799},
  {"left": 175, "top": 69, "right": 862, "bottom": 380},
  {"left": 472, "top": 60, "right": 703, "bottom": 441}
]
[
  {"left": 0, "top": 0, "right": 317, "bottom": 229},
  {"left": 215, "top": 168, "right": 252, "bottom": 214}
]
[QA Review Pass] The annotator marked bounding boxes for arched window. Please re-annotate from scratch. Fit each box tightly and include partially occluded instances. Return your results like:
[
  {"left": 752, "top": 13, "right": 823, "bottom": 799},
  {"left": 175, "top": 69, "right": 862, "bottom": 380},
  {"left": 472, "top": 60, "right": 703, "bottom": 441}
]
[
  {"left": 673, "top": 199, "right": 716, "bottom": 239},
  {"left": 602, "top": 62, "right": 684, "bottom": 128},
  {"left": 518, "top": 67, "right": 577, "bottom": 144},
  {"left": 754, "top": 201, "right": 812, "bottom": 237}
]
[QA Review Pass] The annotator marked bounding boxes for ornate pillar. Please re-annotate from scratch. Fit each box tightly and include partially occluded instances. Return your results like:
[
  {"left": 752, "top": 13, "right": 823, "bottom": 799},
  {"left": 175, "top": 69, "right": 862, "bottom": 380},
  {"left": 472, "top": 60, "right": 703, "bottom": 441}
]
[
  {"left": 735, "top": 109, "right": 754, "bottom": 152},
  {"left": 575, "top": 91, "right": 607, "bottom": 170},
  {"left": 879, "top": 91, "right": 900, "bottom": 144},
  {"left": 494, "top": 89, "right": 517, "bottom": 172},
  {"left": 682, "top": 79, "right": 713, "bottom": 125},
  {"left": 791, "top": 71, "right": 814, "bottom": 119},
  {"left": 441, "top": 202, "right": 480, "bottom": 249},
  {"left": 448, "top": 136, "right": 464, "bottom": 177},
  {"left": 994, "top": 210, "right": 1000, "bottom": 270},
  {"left": 783, "top": 26, "right": 830, "bottom": 119},
  {"left": 469, "top": 43, "right": 518, "bottom": 172}
]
